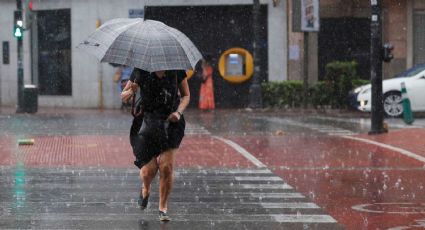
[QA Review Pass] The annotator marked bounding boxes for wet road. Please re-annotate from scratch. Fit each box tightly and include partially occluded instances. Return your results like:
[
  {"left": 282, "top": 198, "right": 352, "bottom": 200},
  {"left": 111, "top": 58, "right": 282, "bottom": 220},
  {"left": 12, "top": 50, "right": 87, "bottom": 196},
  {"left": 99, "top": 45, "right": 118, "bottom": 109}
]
[{"left": 1, "top": 108, "right": 424, "bottom": 229}]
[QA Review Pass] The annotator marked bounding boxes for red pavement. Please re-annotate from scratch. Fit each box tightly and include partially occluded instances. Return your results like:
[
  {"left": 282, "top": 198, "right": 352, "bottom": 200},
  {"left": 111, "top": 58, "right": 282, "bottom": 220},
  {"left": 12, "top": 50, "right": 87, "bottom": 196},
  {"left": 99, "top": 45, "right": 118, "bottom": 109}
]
[
  {"left": 357, "top": 128, "right": 425, "bottom": 157},
  {"left": 0, "top": 135, "right": 254, "bottom": 168},
  {"left": 227, "top": 128, "right": 425, "bottom": 230}
]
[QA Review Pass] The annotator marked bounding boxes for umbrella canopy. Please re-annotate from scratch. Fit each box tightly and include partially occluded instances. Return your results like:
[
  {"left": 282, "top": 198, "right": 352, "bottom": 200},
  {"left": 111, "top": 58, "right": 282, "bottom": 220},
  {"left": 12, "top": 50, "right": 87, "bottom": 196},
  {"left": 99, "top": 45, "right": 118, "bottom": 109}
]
[{"left": 77, "top": 18, "right": 202, "bottom": 72}]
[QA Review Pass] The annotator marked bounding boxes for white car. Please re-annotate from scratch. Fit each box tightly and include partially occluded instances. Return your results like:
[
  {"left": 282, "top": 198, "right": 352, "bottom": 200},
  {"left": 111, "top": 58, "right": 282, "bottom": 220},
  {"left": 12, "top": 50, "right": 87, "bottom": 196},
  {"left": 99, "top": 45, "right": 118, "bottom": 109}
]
[{"left": 353, "top": 64, "right": 425, "bottom": 117}]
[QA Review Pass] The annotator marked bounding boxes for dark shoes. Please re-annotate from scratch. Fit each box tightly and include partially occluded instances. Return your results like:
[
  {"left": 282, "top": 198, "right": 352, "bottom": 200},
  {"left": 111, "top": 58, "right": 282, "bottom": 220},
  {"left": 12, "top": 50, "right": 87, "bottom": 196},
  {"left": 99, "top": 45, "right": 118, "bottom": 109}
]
[
  {"left": 138, "top": 194, "right": 149, "bottom": 210},
  {"left": 159, "top": 211, "right": 171, "bottom": 221}
]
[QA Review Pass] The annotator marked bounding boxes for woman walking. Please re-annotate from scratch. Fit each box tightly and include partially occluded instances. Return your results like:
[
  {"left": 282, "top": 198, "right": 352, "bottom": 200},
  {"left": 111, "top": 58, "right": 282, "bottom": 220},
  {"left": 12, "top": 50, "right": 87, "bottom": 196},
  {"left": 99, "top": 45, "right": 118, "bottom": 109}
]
[{"left": 121, "top": 68, "right": 189, "bottom": 222}]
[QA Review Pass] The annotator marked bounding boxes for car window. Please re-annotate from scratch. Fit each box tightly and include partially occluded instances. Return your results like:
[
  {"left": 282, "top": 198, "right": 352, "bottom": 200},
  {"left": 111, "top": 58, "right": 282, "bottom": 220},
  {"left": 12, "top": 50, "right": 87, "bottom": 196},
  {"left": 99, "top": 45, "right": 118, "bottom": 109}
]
[{"left": 395, "top": 64, "right": 425, "bottom": 78}]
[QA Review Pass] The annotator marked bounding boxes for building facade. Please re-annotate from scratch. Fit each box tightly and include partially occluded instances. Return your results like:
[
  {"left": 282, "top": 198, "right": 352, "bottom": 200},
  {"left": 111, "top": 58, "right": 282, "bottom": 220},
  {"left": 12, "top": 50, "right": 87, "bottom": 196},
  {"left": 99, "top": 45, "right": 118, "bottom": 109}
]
[
  {"left": 0, "top": 0, "right": 288, "bottom": 108},
  {"left": 288, "top": 0, "right": 425, "bottom": 83}
]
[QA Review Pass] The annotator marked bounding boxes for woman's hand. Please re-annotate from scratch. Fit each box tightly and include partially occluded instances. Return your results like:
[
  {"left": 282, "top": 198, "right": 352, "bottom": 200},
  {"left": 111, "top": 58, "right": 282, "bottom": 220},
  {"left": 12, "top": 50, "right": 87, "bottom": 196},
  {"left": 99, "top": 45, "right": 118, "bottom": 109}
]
[
  {"left": 121, "top": 89, "right": 134, "bottom": 103},
  {"left": 167, "top": 112, "right": 181, "bottom": 123}
]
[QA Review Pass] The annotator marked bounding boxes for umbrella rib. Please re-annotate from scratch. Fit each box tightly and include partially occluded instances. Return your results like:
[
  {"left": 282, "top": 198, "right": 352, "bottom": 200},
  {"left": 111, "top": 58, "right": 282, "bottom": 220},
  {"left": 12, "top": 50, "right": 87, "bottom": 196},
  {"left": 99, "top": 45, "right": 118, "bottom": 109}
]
[
  {"left": 126, "top": 22, "right": 142, "bottom": 66},
  {"left": 97, "top": 20, "right": 142, "bottom": 61},
  {"left": 154, "top": 26, "right": 168, "bottom": 71}
]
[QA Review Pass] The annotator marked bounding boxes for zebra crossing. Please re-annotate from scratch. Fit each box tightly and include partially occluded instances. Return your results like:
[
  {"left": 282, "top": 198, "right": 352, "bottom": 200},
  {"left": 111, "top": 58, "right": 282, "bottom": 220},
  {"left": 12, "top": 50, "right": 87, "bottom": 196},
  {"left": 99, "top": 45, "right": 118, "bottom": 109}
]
[
  {"left": 185, "top": 122, "right": 211, "bottom": 135},
  {"left": 0, "top": 167, "right": 342, "bottom": 229}
]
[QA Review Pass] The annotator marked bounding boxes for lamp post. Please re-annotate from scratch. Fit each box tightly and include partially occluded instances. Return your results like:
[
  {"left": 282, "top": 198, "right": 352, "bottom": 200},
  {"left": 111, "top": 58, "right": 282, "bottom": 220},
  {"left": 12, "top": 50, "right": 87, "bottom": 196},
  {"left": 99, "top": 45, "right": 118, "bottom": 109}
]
[{"left": 249, "top": 0, "right": 263, "bottom": 109}]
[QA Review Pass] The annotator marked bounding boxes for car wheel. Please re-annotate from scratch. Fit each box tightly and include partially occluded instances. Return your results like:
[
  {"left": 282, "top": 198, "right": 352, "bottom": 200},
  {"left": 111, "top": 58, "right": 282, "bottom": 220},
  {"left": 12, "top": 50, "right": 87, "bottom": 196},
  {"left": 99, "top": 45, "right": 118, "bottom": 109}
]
[{"left": 383, "top": 91, "right": 403, "bottom": 117}]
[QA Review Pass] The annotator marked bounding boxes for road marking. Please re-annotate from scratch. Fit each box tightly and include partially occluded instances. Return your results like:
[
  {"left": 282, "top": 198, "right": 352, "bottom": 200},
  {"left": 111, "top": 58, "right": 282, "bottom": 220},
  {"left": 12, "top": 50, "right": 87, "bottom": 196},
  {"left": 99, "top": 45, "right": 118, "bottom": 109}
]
[
  {"left": 271, "top": 214, "right": 337, "bottom": 223},
  {"left": 185, "top": 123, "right": 211, "bottom": 135},
  {"left": 250, "top": 193, "right": 305, "bottom": 199},
  {"left": 240, "top": 184, "right": 293, "bottom": 189},
  {"left": 213, "top": 136, "right": 267, "bottom": 168},
  {"left": 352, "top": 203, "right": 425, "bottom": 214},
  {"left": 226, "top": 169, "right": 272, "bottom": 174},
  {"left": 341, "top": 135, "right": 425, "bottom": 163},
  {"left": 261, "top": 202, "right": 319, "bottom": 209},
  {"left": 235, "top": 176, "right": 283, "bottom": 181}
]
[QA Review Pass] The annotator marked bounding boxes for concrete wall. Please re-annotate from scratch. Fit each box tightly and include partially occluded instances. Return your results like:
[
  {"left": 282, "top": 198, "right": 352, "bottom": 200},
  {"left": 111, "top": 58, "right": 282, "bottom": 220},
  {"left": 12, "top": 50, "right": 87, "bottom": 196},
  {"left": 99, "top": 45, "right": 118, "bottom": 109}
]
[
  {"left": 1, "top": 0, "right": 145, "bottom": 108},
  {"left": 33, "top": 0, "right": 145, "bottom": 108},
  {"left": 0, "top": 0, "right": 25, "bottom": 107}
]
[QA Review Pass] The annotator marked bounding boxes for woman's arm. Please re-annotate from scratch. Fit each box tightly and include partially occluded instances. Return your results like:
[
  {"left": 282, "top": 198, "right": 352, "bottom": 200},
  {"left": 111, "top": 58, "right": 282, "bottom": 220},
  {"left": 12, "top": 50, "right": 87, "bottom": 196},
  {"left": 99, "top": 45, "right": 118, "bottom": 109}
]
[{"left": 168, "top": 78, "right": 190, "bottom": 122}]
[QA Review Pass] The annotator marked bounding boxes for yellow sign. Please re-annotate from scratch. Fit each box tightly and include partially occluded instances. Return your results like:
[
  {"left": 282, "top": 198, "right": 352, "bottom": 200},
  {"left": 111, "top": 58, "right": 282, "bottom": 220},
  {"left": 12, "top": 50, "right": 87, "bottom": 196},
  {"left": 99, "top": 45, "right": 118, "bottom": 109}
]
[{"left": 218, "top": 48, "right": 254, "bottom": 84}]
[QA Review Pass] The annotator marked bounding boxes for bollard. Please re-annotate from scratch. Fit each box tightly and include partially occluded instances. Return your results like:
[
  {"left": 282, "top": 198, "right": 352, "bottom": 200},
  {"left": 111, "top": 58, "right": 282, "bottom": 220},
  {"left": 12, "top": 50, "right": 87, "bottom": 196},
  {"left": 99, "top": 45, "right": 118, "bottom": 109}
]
[{"left": 401, "top": 82, "right": 414, "bottom": 125}]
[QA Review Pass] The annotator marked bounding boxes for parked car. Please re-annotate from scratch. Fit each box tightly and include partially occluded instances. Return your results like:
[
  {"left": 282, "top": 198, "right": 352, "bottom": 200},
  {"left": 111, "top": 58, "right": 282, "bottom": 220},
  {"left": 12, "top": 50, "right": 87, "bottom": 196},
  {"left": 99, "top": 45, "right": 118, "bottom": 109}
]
[{"left": 350, "top": 64, "right": 425, "bottom": 117}]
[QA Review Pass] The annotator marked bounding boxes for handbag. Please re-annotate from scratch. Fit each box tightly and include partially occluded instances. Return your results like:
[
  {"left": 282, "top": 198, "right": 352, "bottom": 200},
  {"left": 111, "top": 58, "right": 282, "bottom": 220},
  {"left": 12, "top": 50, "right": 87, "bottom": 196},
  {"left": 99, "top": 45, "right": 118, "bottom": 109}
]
[
  {"left": 136, "top": 72, "right": 178, "bottom": 140},
  {"left": 131, "top": 94, "right": 144, "bottom": 119}
]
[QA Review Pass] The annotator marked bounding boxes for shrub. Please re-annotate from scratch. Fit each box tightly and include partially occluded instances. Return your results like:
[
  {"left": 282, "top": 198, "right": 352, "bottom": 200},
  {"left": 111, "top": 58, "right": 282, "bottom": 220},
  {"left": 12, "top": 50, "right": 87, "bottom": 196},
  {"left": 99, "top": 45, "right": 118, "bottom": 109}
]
[
  {"left": 324, "top": 61, "right": 359, "bottom": 108},
  {"left": 261, "top": 81, "right": 303, "bottom": 108}
]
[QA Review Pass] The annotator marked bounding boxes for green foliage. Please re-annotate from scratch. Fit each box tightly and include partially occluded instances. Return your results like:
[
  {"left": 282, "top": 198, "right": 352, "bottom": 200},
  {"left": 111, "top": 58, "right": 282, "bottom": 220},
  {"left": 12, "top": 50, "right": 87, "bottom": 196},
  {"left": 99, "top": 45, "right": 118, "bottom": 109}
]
[
  {"left": 262, "top": 81, "right": 304, "bottom": 108},
  {"left": 262, "top": 62, "right": 370, "bottom": 108},
  {"left": 308, "top": 81, "right": 332, "bottom": 107},
  {"left": 324, "top": 61, "right": 358, "bottom": 108}
]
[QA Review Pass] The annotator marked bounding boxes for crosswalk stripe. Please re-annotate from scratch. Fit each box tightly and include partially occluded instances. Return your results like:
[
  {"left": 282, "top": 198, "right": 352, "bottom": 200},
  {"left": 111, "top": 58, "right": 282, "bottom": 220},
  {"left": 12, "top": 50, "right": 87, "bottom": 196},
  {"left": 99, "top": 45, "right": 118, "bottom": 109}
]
[
  {"left": 261, "top": 202, "right": 320, "bottom": 209},
  {"left": 271, "top": 214, "right": 337, "bottom": 223},
  {"left": 250, "top": 193, "right": 305, "bottom": 199},
  {"left": 235, "top": 176, "right": 283, "bottom": 181},
  {"left": 240, "top": 184, "right": 293, "bottom": 189}
]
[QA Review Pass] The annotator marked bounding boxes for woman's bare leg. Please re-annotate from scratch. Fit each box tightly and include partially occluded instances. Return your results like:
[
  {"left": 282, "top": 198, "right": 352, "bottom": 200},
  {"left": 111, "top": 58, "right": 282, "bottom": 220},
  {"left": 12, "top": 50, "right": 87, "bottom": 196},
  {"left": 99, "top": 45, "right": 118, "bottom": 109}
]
[
  {"left": 140, "top": 157, "right": 159, "bottom": 198},
  {"left": 158, "top": 149, "right": 176, "bottom": 212}
]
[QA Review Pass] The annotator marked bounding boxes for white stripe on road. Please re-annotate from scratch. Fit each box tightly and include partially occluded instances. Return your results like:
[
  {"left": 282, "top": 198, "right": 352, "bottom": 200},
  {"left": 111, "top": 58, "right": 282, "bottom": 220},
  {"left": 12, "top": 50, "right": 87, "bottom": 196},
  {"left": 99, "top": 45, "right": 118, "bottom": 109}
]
[
  {"left": 250, "top": 193, "right": 305, "bottom": 199},
  {"left": 213, "top": 136, "right": 267, "bottom": 168},
  {"left": 261, "top": 202, "right": 319, "bottom": 209},
  {"left": 235, "top": 176, "right": 283, "bottom": 181},
  {"left": 341, "top": 135, "right": 425, "bottom": 163},
  {"left": 226, "top": 169, "right": 272, "bottom": 174},
  {"left": 271, "top": 214, "right": 337, "bottom": 223},
  {"left": 241, "top": 184, "right": 293, "bottom": 189}
]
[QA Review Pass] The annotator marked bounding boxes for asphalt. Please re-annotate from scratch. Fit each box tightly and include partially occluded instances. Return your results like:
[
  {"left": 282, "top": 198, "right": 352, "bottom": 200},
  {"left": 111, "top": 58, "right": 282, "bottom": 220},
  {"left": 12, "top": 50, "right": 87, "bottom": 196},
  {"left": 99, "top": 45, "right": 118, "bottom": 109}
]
[{"left": 1, "top": 107, "right": 425, "bottom": 229}]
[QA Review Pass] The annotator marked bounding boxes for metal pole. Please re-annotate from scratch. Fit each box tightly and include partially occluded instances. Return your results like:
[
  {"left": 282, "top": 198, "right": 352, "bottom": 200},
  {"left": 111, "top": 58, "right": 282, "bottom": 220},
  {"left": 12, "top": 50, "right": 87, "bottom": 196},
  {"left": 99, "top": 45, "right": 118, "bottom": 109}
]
[
  {"left": 369, "top": 0, "right": 386, "bottom": 134},
  {"left": 16, "top": 0, "right": 24, "bottom": 113},
  {"left": 303, "top": 32, "right": 309, "bottom": 108},
  {"left": 249, "top": 0, "right": 263, "bottom": 109}
]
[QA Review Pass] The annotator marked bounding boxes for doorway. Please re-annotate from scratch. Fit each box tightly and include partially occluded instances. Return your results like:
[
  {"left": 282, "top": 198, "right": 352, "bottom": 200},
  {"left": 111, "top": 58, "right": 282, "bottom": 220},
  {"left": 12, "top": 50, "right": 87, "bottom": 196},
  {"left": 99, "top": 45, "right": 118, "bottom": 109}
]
[
  {"left": 32, "top": 9, "right": 72, "bottom": 96},
  {"left": 318, "top": 17, "right": 371, "bottom": 80}
]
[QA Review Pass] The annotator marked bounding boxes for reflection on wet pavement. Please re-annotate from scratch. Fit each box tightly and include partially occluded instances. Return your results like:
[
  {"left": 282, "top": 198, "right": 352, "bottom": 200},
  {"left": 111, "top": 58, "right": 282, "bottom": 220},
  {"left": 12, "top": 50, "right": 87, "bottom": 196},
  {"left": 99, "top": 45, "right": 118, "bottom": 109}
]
[
  {"left": 1, "top": 108, "right": 424, "bottom": 229},
  {"left": 0, "top": 168, "right": 341, "bottom": 229}
]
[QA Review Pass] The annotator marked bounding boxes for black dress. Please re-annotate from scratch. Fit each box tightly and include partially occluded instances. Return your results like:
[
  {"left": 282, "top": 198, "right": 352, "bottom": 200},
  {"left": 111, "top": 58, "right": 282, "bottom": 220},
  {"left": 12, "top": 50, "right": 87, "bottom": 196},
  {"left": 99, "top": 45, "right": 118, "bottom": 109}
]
[{"left": 129, "top": 69, "right": 186, "bottom": 169}]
